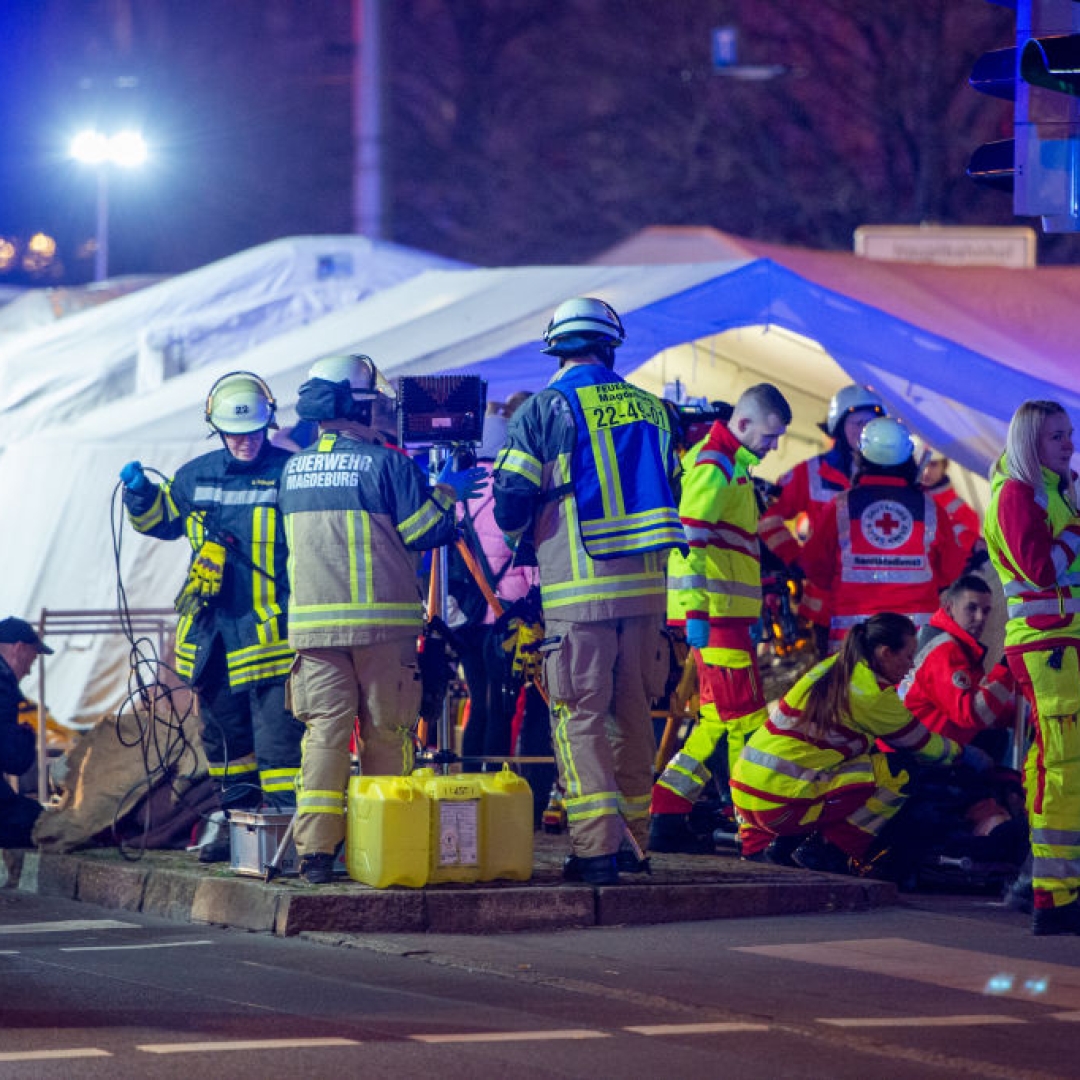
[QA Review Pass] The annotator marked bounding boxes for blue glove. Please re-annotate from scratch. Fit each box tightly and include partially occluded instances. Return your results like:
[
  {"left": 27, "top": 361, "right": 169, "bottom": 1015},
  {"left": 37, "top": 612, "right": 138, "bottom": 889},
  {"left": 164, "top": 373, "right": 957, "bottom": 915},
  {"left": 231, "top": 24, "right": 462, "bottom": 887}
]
[
  {"left": 119, "top": 460, "right": 152, "bottom": 493},
  {"left": 436, "top": 460, "right": 487, "bottom": 502},
  {"left": 957, "top": 743, "right": 994, "bottom": 775},
  {"left": 686, "top": 616, "right": 710, "bottom": 649}
]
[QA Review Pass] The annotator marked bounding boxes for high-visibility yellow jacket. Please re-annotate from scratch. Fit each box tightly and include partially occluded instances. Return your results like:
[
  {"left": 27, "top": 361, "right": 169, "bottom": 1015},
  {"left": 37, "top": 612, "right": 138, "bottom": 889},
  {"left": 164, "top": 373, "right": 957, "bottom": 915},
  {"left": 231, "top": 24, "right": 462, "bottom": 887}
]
[
  {"left": 984, "top": 459, "right": 1080, "bottom": 654},
  {"left": 666, "top": 420, "right": 762, "bottom": 629},
  {"left": 123, "top": 444, "right": 294, "bottom": 690},
  {"left": 730, "top": 655, "right": 958, "bottom": 812}
]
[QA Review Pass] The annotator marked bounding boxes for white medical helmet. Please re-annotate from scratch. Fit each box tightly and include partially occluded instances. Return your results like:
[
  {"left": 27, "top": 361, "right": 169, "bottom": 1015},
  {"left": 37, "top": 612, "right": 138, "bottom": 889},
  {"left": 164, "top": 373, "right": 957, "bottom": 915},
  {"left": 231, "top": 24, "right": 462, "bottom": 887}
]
[{"left": 859, "top": 417, "right": 915, "bottom": 467}]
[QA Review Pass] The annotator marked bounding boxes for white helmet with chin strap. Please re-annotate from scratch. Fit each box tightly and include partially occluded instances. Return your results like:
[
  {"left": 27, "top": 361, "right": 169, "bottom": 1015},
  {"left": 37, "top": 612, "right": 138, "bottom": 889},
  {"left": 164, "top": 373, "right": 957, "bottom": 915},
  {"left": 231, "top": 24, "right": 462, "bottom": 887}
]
[
  {"left": 542, "top": 297, "right": 625, "bottom": 360},
  {"left": 205, "top": 372, "right": 277, "bottom": 435},
  {"left": 825, "top": 384, "right": 885, "bottom": 437},
  {"left": 859, "top": 417, "right": 914, "bottom": 467}
]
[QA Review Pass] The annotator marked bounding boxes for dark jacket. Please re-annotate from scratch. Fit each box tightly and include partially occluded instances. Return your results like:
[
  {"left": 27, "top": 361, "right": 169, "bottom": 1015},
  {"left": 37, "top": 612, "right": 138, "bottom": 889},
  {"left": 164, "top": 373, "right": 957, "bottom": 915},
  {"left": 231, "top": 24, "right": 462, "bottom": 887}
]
[{"left": 0, "top": 655, "right": 35, "bottom": 806}]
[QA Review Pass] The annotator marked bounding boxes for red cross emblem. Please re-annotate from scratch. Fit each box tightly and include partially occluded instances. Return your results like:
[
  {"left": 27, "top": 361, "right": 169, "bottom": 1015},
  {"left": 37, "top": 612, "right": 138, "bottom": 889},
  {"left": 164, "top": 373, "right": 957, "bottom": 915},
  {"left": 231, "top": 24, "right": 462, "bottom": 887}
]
[{"left": 874, "top": 510, "right": 901, "bottom": 537}]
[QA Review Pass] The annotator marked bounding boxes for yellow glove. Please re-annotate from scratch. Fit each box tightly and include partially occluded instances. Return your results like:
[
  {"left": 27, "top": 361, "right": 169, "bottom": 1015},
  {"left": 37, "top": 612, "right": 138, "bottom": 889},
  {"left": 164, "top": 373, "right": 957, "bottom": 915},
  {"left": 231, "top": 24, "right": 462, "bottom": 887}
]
[
  {"left": 505, "top": 620, "right": 545, "bottom": 680},
  {"left": 174, "top": 540, "right": 227, "bottom": 616}
]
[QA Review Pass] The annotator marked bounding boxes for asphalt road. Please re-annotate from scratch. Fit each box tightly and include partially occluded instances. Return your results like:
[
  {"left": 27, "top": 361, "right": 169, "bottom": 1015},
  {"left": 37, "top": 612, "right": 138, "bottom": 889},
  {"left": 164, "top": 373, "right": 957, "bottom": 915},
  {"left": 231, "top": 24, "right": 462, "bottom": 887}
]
[{"left": 0, "top": 887, "right": 1075, "bottom": 1079}]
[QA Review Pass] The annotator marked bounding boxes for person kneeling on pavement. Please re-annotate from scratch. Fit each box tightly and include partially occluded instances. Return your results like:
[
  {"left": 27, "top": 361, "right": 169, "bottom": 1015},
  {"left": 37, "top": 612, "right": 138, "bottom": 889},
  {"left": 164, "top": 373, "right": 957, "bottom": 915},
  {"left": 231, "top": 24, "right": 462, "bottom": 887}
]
[{"left": 729, "top": 612, "right": 977, "bottom": 875}]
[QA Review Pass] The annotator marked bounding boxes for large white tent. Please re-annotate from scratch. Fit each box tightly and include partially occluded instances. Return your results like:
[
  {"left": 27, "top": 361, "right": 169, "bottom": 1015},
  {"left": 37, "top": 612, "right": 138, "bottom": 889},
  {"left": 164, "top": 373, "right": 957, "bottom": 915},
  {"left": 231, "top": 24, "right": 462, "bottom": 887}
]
[
  {"left": 0, "top": 235, "right": 463, "bottom": 450},
  {"left": 5, "top": 250, "right": 1079, "bottom": 724}
]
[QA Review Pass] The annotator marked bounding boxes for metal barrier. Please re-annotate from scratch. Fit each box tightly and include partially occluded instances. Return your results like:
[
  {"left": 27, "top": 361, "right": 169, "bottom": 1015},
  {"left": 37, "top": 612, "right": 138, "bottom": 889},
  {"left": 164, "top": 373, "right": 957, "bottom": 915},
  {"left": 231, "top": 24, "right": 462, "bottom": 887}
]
[{"left": 32, "top": 608, "right": 176, "bottom": 802}]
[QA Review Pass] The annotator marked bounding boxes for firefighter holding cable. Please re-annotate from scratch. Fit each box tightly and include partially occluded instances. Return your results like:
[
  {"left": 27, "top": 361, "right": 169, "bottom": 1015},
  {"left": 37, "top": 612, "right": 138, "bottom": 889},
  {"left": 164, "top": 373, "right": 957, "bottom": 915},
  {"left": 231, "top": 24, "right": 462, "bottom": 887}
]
[
  {"left": 493, "top": 298, "right": 686, "bottom": 886},
  {"left": 118, "top": 372, "right": 302, "bottom": 862},
  {"left": 277, "top": 354, "right": 485, "bottom": 885}
]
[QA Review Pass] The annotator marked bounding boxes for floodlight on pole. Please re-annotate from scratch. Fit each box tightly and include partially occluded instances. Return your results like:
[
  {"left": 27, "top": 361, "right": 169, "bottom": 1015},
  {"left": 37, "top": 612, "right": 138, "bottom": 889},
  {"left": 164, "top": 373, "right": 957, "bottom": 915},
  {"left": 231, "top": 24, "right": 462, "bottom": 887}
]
[{"left": 70, "top": 128, "right": 148, "bottom": 281}]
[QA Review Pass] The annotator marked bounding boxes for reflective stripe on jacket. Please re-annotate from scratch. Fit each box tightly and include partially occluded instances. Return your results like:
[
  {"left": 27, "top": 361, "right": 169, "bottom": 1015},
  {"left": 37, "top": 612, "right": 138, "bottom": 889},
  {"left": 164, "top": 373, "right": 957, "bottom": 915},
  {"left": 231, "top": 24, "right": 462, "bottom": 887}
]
[
  {"left": 730, "top": 655, "right": 958, "bottom": 811},
  {"left": 123, "top": 443, "right": 293, "bottom": 690},
  {"left": 984, "top": 460, "right": 1080, "bottom": 652},
  {"left": 800, "top": 474, "right": 964, "bottom": 627},
  {"left": 899, "top": 606, "right": 1016, "bottom": 745},
  {"left": 493, "top": 366, "right": 679, "bottom": 623},
  {"left": 667, "top": 420, "right": 762, "bottom": 627},
  {"left": 554, "top": 363, "right": 686, "bottom": 559},
  {"left": 279, "top": 428, "right": 458, "bottom": 647}
]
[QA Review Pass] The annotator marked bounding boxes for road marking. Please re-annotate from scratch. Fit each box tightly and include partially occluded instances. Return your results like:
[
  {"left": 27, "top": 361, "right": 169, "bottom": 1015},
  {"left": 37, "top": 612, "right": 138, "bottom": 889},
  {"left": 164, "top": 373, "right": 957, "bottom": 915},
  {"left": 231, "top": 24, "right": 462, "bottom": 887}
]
[
  {"left": 0, "top": 919, "right": 139, "bottom": 935},
  {"left": 61, "top": 940, "right": 214, "bottom": 953},
  {"left": 138, "top": 1038, "right": 360, "bottom": 1054},
  {"left": 818, "top": 1015, "right": 1027, "bottom": 1028},
  {"left": 0, "top": 1049, "right": 112, "bottom": 1061},
  {"left": 625, "top": 1022, "right": 770, "bottom": 1036},
  {"left": 410, "top": 1030, "right": 610, "bottom": 1044},
  {"left": 735, "top": 938, "right": 1080, "bottom": 1010}
]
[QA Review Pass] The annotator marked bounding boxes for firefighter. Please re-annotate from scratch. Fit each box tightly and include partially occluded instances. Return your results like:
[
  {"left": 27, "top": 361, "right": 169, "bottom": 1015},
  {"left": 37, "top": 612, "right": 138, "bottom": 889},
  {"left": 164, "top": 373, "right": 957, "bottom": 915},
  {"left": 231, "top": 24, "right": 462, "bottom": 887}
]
[
  {"left": 900, "top": 573, "right": 1016, "bottom": 751},
  {"left": 278, "top": 354, "right": 484, "bottom": 885},
  {"left": 493, "top": 297, "right": 686, "bottom": 886},
  {"left": 800, "top": 417, "right": 966, "bottom": 654},
  {"left": 119, "top": 372, "right": 302, "bottom": 861},
  {"left": 731, "top": 612, "right": 970, "bottom": 873},
  {"left": 984, "top": 399, "right": 1080, "bottom": 935},
  {"left": 758, "top": 385, "right": 886, "bottom": 654},
  {"left": 650, "top": 383, "right": 793, "bottom": 855}
]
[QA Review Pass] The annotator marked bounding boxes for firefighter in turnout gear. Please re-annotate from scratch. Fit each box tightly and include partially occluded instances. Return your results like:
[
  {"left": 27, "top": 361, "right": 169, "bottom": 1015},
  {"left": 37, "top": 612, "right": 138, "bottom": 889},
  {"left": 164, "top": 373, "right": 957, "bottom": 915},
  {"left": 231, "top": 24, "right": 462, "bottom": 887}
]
[
  {"left": 800, "top": 417, "right": 965, "bottom": 654},
  {"left": 984, "top": 399, "right": 1080, "bottom": 935},
  {"left": 278, "top": 354, "right": 484, "bottom": 885},
  {"left": 493, "top": 297, "right": 686, "bottom": 886},
  {"left": 120, "top": 371, "right": 302, "bottom": 861},
  {"left": 758, "top": 384, "right": 885, "bottom": 655},
  {"left": 650, "top": 383, "right": 792, "bottom": 855}
]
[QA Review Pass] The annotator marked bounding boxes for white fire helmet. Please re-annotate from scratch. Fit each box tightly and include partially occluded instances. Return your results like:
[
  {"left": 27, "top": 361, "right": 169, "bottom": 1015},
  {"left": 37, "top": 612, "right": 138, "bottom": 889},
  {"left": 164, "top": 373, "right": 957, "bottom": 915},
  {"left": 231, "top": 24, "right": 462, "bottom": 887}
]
[
  {"left": 859, "top": 417, "right": 915, "bottom": 467},
  {"left": 308, "top": 354, "right": 392, "bottom": 400},
  {"left": 542, "top": 297, "right": 625, "bottom": 355},
  {"left": 825, "top": 384, "right": 885, "bottom": 437},
  {"left": 205, "top": 372, "right": 277, "bottom": 435}
]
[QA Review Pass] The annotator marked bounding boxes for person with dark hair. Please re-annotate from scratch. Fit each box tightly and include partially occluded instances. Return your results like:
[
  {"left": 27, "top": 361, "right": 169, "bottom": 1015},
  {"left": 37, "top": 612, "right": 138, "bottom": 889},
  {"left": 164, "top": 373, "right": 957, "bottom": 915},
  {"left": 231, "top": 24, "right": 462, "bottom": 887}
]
[
  {"left": 494, "top": 298, "right": 685, "bottom": 886},
  {"left": 0, "top": 617, "right": 52, "bottom": 847},
  {"left": 730, "top": 612, "right": 969, "bottom": 874},
  {"left": 800, "top": 417, "right": 966, "bottom": 654},
  {"left": 900, "top": 574, "right": 1016, "bottom": 754},
  {"left": 984, "top": 399, "right": 1080, "bottom": 935},
  {"left": 650, "top": 383, "right": 792, "bottom": 854},
  {"left": 278, "top": 354, "right": 484, "bottom": 884},
  {"left": 759, "top": 385, "right": 886, "bottom": 654}
]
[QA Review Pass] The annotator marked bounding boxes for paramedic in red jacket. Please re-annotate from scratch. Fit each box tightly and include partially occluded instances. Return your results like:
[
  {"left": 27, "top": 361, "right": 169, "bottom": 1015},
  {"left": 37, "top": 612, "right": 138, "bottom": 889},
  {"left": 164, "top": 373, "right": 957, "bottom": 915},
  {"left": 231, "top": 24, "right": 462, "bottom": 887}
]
[
  {"left": 900, "top": 574, "right": 1016, "bottom": 752},
  {"left": 800, "top": 417, "right": 966, "bottom": 653},
  {"left": 758, "top": 385, "right": 886, "bottom": 653}
]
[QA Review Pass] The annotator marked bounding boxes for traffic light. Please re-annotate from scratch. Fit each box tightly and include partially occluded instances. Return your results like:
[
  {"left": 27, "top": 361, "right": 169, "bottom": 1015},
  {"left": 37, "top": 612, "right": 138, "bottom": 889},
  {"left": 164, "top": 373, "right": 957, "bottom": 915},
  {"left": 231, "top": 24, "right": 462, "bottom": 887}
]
[{"left": 969, "top": 0, "right": 1080, "bottom": 232}]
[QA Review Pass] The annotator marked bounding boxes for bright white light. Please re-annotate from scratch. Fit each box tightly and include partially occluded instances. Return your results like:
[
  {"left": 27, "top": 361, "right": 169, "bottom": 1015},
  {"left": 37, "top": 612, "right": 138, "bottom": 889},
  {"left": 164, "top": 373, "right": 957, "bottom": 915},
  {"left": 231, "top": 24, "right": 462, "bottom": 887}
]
[
  {"left": 70, "top": 129, "right": 148, "bottom": 168},
  {"left": 109, "top": 130, "right": 147, "bottom": 167},
  {"left": 70, "top": 130, "right": 109, "bottom": 165}
]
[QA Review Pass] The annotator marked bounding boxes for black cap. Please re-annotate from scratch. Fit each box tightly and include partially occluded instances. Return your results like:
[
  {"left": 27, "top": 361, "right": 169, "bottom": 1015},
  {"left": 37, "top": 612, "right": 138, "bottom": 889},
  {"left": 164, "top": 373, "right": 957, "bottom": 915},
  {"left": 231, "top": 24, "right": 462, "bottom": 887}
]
[{"left": 0, "top": 617, "right": 53, "bottom": 655}]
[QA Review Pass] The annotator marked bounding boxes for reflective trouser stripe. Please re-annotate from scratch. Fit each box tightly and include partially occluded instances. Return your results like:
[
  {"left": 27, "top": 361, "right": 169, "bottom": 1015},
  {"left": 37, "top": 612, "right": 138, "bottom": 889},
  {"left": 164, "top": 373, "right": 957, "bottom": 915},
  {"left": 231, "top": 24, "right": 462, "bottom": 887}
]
[
  {"left": 260, "top": 767, "right": 298, "bottom": 793},
  {"left": 1015, "top": 648, "right": 1080, "bottom": 909},
  {"left": 207, "top": 756, "right": 258, "bottom": 778},
  {"left": 297, "top": 789, "right": 345, "bottom": 815},
  {"left": 655, "top": 640, "right": 766, "bottom": 802}
]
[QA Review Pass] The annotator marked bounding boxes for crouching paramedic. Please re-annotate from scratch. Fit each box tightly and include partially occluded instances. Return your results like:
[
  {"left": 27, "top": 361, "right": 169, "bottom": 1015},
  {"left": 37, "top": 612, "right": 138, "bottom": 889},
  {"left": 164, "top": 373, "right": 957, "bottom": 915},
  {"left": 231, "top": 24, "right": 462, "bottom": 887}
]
[
  {"left": 730, "top": 612, "right": 970, "bottom": 874},
  {"left": 493, "top": 297, "right": 685, "bottom": 886},
  {"left": 278, "top": 354, "right": 484, "bottom": 885},
  {"left": 119, "top": 372, "right": 301, "bottom": 861}
]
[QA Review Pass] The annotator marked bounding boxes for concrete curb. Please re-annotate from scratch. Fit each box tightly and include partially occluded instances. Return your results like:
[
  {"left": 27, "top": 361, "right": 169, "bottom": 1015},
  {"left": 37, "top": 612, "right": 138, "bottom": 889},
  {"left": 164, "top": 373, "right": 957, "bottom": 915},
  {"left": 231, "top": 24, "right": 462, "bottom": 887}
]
[{"left": 0, "top": 843, "right": 897, "bottom": 936}]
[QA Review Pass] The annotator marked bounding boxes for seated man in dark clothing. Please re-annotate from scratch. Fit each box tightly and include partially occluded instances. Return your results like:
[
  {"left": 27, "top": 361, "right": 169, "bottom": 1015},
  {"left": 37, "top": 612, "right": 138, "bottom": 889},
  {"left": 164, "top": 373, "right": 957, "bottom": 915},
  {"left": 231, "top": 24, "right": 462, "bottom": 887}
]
[{"left": 0, "top": 617, "right": 52, "bottom": 847}]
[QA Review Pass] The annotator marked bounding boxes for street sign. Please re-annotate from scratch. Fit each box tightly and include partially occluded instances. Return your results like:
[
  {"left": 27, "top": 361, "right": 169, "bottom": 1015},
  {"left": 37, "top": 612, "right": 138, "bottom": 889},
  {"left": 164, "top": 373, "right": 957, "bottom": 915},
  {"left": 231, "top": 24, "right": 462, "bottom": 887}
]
[{"left": 853, "top": 225, "right": 1037, "bottom": 268}]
